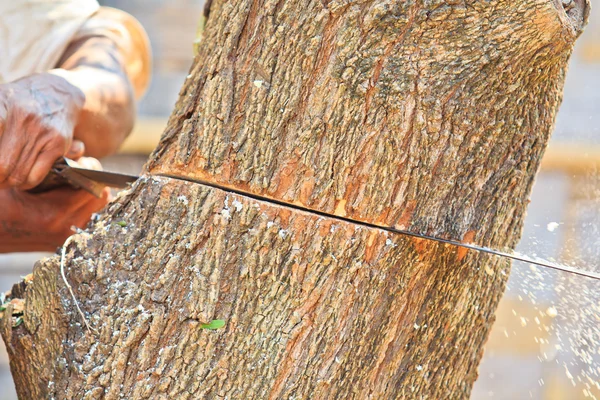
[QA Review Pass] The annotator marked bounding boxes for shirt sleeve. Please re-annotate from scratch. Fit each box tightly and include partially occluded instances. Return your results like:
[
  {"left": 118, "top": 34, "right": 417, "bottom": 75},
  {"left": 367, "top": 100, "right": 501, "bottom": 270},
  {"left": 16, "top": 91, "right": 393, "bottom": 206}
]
[{"left": 0, "top": 0, "right": 100, "bottom": 83}]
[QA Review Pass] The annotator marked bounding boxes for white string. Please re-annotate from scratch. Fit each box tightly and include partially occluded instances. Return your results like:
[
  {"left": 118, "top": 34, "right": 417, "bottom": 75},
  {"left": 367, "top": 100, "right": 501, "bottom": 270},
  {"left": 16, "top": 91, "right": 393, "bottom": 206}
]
[{"left": 60, "top": 234, "right": 95, "bottom": 334}]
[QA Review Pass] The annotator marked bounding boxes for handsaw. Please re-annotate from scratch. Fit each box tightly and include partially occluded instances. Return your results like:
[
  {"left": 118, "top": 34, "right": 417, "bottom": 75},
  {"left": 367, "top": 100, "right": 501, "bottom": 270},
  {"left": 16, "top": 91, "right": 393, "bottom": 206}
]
[
  {"left": 29, "top": 157, "right": 138, "bottom": 197},
  {"left": 32, "top": 157, "right": 600, "bottom": 281}
]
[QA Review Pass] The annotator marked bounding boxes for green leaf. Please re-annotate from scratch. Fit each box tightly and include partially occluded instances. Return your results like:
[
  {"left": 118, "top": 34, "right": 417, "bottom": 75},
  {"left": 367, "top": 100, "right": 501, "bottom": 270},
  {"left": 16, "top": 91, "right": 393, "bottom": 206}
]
[
  {"left": 200, "top": 319, "right": 226, "bottom": 330},
  {"left": 0, "top": 305, "right": 6, "bottom": 312},
  {"left": 116, "top": 221, "right": 127, "bottom": 227},
  {"left": 13, "top": 316, "right": 23, "bottom": 327}
]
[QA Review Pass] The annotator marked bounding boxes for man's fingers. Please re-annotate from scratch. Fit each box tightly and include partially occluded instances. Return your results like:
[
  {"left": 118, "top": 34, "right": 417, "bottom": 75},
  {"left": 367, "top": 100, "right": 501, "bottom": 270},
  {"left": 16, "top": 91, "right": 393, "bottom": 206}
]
[
  {"left": 7, "top": 134, "right": 41, "bottom": 188},
  {"left": 20, "top": 143, "right": 63, "bottom": 190},
  {"left": 71, "top": 156, "right": 102, "bottom": 170},
  {"left": 0, "top": 73, "right": 81, "bottom": 191},
  {"left": 65, "top": 139, "right": 85, "bottom": 159},
  {"left": 0, "top": 117, "right": 69, "bottom": 190},
  {"left": 0, "top": 124, "right": 24, "bottom": 188},
  {"left": 21, "top": 155, "right": 104, "bottom": 191}
]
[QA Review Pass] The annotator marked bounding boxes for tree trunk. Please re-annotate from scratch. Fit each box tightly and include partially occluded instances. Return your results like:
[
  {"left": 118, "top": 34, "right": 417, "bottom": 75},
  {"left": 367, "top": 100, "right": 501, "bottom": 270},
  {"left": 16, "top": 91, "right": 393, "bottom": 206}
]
[{"left": 1, "top": 1, "right": 589, "bottom": 399}]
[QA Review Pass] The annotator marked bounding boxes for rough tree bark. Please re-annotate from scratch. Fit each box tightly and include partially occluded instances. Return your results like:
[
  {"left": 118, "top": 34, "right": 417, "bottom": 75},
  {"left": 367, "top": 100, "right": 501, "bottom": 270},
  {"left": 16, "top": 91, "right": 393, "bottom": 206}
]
[{"left": 1, "top": 0, "right": 589, "bottom": 399}]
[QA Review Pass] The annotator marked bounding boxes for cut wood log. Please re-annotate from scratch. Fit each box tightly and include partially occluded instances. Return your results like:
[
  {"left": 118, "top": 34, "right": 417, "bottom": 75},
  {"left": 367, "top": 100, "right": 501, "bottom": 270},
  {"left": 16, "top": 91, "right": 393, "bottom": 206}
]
[{"left": 1, "top": 0, "right": 589, "bottom": 398}]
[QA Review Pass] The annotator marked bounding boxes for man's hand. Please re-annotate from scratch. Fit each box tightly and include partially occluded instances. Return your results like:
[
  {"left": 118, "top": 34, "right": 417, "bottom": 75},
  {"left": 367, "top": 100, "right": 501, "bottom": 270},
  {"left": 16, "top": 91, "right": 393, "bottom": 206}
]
[
  {"left": 0, "top": 73, "right": 86, "bottom": 190},
  {"left": 0, "top": 183, "right": 110, "bottom": 253}
]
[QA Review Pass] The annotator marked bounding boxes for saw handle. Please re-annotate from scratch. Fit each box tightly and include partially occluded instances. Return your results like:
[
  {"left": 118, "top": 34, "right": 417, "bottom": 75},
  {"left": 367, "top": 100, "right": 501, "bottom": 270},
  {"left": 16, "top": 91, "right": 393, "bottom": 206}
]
[{"left": 27, "top": 158, "right": 105, "bottom": 197}]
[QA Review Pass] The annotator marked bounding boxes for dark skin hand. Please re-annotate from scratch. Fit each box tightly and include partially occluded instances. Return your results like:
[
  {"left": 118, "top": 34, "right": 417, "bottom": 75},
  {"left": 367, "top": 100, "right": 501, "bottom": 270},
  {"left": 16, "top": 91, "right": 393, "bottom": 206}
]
[
  {"left": 0, "top": 73, "right": 86, "bottom": 190},
  {"left": 0, "top": 27, "right": 137, "bottom": 253}
]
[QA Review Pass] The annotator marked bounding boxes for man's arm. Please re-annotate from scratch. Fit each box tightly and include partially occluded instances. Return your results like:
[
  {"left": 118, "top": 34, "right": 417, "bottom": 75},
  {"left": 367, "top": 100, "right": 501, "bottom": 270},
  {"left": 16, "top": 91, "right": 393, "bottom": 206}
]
[
  {"left": 0, "top": 183, "right": 110, "bottom": 253},
  {"left": 0, "top": 7, "right": 149, "bottom": 190},
  {"left": 55, "top": 6, "right": 151, "bottom": 159},
  {"left": 52, "top": 32, "right": 136, "bottom": 159},
  {"left": 0, "top": 8, "right": 150, "bottom": 252}
]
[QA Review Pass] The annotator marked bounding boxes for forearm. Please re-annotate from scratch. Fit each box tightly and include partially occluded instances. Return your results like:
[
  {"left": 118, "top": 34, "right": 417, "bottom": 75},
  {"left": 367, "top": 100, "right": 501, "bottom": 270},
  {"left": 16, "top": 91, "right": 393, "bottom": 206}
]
[
  {"left": 0, "top": 185, "right": 110, "bottom": 253},
  {"left": 0, "top": 189, "right": 54, "bottom": 253},
  {"left": 0, "top": 223, "right": 52, "bottom": 253},
  {"left": 51, "top": 66, "right": 135, "bottom": 159},
  {"left": 53, "top": 31, "right": 137, "bottom": 159}
]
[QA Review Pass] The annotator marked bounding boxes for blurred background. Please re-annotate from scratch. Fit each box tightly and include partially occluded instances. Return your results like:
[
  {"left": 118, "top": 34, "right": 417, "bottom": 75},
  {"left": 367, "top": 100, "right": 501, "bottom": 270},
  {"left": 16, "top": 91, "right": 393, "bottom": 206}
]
[{"left": 0, "top": 1, "right": 598, "bottom": 399}]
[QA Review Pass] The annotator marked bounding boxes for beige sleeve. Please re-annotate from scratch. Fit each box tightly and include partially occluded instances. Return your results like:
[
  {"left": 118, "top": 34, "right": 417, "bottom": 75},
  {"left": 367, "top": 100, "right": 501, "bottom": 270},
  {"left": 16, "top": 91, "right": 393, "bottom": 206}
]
[{"left": 0, "top": 0, "right": 99, "bottom": 84}]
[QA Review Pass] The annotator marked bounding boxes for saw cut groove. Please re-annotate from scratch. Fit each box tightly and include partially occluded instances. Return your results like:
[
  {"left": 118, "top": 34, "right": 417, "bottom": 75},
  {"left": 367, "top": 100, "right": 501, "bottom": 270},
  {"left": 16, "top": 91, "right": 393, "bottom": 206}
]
[{"left": 157, "top": 172, "right": 600, "bottom": 281}]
